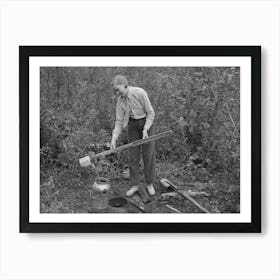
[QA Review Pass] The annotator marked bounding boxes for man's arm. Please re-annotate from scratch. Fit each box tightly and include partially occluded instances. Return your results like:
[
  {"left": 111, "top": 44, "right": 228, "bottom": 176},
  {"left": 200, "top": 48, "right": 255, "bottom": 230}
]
[
  {"left": 141, "top": 90, "right": 155, "bottom": 133},
  {"left": 111, "top": 100, "right": 124, "bottom": 147}
]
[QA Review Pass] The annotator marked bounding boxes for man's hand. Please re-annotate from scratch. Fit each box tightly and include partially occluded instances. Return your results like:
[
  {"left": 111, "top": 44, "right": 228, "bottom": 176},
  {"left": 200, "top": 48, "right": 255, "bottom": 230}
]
[
  {"left": 110, "top": 139, "right": 116, "bottom": 150},
  {"left": 142, "top": 129, "right": 149, "bottom": 139}
]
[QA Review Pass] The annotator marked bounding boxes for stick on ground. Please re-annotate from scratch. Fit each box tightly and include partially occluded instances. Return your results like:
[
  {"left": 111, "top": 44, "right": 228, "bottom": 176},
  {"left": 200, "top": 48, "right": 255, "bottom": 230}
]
[{"left": 163, "top": 179, "right": 211, "bottom": 213}]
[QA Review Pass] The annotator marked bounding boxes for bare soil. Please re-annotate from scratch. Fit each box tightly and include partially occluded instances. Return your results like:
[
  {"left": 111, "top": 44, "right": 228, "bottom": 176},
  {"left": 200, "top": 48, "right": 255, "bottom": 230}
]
[{"left": 40, "top": 166, "right": 240, "bottom": 214}]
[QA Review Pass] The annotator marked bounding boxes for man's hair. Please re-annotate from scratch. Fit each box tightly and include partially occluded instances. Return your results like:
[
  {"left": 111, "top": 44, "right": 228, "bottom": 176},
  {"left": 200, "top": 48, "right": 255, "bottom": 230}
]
[{"left": 111, "top": 74, "right": 129, "bottom": 87}]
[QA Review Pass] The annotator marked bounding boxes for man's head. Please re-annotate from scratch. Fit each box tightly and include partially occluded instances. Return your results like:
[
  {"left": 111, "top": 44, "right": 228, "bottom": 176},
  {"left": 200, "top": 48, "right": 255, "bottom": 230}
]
[{"left": 111, "top": 75, "right": 129, "bottom": 98}]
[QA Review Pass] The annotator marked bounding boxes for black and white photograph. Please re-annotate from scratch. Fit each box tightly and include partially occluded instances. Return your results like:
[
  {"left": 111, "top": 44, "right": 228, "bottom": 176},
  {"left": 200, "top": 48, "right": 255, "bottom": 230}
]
[
  {"left": 20, "top": 46, "right": 260, "bottom": 232},
  {"left": 40, "top": 66, "right": 240, "bottom": 215}
]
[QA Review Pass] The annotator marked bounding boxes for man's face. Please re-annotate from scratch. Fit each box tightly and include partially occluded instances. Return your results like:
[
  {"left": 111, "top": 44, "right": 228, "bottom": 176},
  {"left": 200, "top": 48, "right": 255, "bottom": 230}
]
[{"left": 112, "top": 84, "right": 128, "bottom": 98}]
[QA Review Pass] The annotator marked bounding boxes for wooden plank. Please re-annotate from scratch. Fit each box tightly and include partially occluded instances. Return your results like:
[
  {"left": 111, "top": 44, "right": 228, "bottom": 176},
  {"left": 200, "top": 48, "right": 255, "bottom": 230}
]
[
  {"left": 130, "top": 194, "right": 146, "bottom": 212},
  {"left": 138, "top": 187, "right": 153, "bottom": 203},
  {"left": 113, "top": 190, "right": 145, "bottom": 213},
  {"left": 89, "top": 130, "right": 172, "bottom": 160}
]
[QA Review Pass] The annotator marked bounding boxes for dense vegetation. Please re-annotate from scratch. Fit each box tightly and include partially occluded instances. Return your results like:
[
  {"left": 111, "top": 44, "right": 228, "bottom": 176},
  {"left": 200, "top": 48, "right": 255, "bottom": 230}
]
[{"left": 40, "top": 67, "right": 240, "bottom": 213}]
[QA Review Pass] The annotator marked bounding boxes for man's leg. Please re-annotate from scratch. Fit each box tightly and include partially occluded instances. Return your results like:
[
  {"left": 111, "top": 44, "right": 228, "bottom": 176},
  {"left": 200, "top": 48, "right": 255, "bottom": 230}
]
[
  {"left": 128, "top": 119, "right": 141, "bottom": 187},
  {"left": 142, "top": 124, "right": 156, "bottom": 186}
]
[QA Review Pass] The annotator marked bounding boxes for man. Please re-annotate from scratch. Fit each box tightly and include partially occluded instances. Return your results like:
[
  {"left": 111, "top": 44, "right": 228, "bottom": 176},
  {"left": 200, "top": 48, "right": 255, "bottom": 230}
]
[{"left": 110, "top": 74, "right": 156, "bottom": 197}]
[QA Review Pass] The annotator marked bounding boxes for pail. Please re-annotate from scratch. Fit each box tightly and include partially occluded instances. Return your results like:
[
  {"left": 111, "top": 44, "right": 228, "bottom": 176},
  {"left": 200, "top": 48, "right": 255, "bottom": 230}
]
[
  {"left": 91, "top": 191, "right": 109, "bottom": 210},
  {"left": 92, "top": 177, "right": 111, "bottom": 192}
]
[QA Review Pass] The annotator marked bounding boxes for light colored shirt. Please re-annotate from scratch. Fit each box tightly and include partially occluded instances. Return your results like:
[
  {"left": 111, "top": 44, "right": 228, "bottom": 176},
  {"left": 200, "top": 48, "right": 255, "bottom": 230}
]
[{"left": 112, "top": 86, "right": 155, "bottom": 141}]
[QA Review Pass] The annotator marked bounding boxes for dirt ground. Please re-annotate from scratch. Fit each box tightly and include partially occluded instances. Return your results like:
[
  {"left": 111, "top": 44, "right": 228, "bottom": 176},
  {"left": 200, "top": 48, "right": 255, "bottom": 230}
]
[{"left": 40, "top": 166, "right": 240, "bottom": 214}]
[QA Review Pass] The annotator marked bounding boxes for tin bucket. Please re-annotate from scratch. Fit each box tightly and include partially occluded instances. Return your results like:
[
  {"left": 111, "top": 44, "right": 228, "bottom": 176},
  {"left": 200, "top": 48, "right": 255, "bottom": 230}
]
[
  {"left": 91, "top": 191, "right": 109, "bottom": 210},
  {"left": 92, "top": 177, "right": 111, "bottom": 192}
]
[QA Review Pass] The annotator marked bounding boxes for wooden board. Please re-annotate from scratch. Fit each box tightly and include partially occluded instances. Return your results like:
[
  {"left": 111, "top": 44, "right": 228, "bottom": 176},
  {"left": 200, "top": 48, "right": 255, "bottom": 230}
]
[
  {"left": 138, "top": 187, "right": 153, "bottom": 203},
  {"left": 113, "top": 190, "right": 145, "bottom": 213}
]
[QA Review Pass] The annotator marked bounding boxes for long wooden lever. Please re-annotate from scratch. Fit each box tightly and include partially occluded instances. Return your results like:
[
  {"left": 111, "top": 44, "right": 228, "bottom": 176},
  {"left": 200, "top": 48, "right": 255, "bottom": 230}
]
[
  {"left": 90, "top": 130, "right": 172, "bottom": 159},
  {"left": 79, "top": 130, "right": 172, "bottom": 166}
]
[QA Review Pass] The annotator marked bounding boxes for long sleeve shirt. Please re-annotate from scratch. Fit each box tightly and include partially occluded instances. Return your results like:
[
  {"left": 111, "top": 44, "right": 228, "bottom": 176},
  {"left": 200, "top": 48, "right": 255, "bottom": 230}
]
[{"left": 112, "top": 86, "right": 155, "bottom": 141}]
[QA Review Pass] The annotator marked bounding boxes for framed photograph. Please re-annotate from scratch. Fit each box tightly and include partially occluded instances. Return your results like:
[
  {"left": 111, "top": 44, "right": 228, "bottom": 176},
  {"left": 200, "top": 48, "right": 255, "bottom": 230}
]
[{"left": 20, "top": 46, "right": 261, "bottom": 233}]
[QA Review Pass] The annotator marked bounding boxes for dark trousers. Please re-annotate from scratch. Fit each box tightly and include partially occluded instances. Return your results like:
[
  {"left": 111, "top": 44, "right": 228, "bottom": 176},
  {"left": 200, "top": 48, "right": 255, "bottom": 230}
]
[{"left": 128, "top": 118, "right": 156, "bottom": 186}]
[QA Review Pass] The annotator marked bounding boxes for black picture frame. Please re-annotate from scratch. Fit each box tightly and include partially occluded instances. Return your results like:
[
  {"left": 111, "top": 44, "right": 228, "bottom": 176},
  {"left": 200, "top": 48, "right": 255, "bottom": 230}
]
[{"left": 20, "top": 46, "right": 261, "bottom": 233}]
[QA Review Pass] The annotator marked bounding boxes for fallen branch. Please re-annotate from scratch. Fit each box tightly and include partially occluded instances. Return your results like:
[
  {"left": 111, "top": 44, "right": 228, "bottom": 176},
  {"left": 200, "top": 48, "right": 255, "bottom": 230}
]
[
  {"left": 161, "top": 179, "right": 211, "bottom": 213},
  {"left": 165, "top": 204, "right": 181, "bottom": 213}
]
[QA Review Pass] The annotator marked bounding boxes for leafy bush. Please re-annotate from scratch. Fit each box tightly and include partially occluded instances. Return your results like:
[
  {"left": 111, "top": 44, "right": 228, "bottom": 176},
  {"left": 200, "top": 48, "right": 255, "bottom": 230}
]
[{"left": 40, "top": 67, "right": 240, "bottom": 185}]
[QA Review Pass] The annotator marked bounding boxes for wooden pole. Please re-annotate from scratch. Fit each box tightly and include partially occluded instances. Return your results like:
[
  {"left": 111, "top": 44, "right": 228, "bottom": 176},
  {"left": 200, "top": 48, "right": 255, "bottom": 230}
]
[
  {"left": 88, "top": 130, "right": 172, "bottom": 160},
  {"left": 163, "top": 179, "right": 211, "bottom": 213}
]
